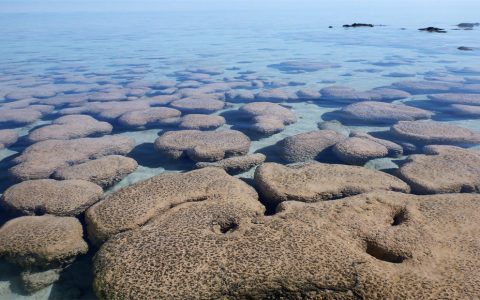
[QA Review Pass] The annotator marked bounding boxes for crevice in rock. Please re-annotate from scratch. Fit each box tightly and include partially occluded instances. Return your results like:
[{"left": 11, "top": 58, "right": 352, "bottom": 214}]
[
  {"left": 365, "top": 241, "right": 406, "bottom": 264},
  {"left": 391, "top": 208, "right": 407, "bottom": 226}
]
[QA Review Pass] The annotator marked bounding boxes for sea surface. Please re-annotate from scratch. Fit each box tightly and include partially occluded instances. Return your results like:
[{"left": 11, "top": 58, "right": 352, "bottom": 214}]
[{"left": 1, "top": 4, "right": 480, "bottom": 299}]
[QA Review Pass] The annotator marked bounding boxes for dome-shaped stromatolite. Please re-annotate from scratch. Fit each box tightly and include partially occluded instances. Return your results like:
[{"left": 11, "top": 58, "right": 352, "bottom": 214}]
[
  {"left": 225, "top": 90, "right": 256, "bottom": 102},
  {"left": 317, "top": 120, "right": 350, "bottom": 136},
  {"left": 154, "top": 130, "right": 250, "bottom": 162},
  {"left": 0, "top": 108, "right": 42, "bottom": 126},
  {"left": 117, "top": 107, "right": 181, "bottom": 128},
  {"left": 391, "top": 120, "right": 480, "bottom": 145},
  {"left": 396, "top": 145, "right": 480, "bottom": 194},
  {"left": 178, "top": 114, "right": 225, "bottom": 130},
  {"left": 239, "top": 102, "right": 297, "bottom": 135},
  {"left": 255, "top": 162, "right": 409, "bottom": 205},
  {"left": 255, "top": 89, "right": 290, "bottom": 102},
  {"left": 1, "top": 179, "right": 103, "bottom": 216},
  {"left": 338, "top": 101, "right": 433, "bottom": 124},
  {"left": 0, "top": 215, "right": 87, "bottom": 268},
  {"left": 0, "top": 129, "right": 18, "bottom": 149},
  {"left": 26, "top": 114, "right": 112, "bottom": 143},
  {"left": 391, "top": 80, "right": 459, "bottom": 94},
  {"left": 368, "top": 88, "right": 411, "bottom": 101},
  {"left": 333, "top": 137, "right": 389, "bottom": 165},
  {"left": 9, "top": 135, "right": 135, "bottom": 181},
  {"left": 296, "top": 88, "right": 321, "bottom": 100},
  {"left": 350, "top": 131, "right": 403, "bottom": 156},
  {"left": 52, "top": 155, "right": 138, "bottom": 188},
  {"left": 85, "top": 167, "right": 263, "bottom": 244},
  {"left": 195, "top": 153, "right": 266, "bottom": 174},
  {"left": 92, "top": 191, "right": 480, "bottom": 299},
  {"left": 59, "top": 100, "right": 150, "bottom": 121},
  {"left": 450, "top": 104, "right": 480, "bottom": 117},
  {"left": 428, "top": 93, "right": 480, "bottom": 105},
  {"left": 169, "top": 97, "right": 225, "bottom": 114},
  {"left": 320, "top": 85, "right": 372, "bottom": 102},
  {"left": 277, "top": 130, "right": 346, "bottom": 163}
]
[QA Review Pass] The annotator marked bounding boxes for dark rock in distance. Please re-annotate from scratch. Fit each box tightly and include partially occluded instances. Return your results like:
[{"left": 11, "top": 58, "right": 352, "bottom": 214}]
[{"left": 418, "top": 27, "right": 446, "bottom": 33}]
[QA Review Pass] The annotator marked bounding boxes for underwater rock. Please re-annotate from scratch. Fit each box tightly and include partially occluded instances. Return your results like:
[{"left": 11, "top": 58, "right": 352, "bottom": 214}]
[
  {"left": 185, "top": 67, "right": 224, "bottom": 75},
  {"left": 195, "top": 153, "right": 266, "bottom": 175},
  {"left": 350, "top": 131, "right": 403, "bottom": 156},
  {"left": 26, "top": 114, "right": 113, "bottom": 143},
  {"left": 320, "top": 85, "right": 371, "bottom": 102},
  {"left": 267, "top": 60, "right": 340, "bottom": 73},
  {"left": 255, "top": 162, "right": 409, "bottom": 205},
  {"left": 117, "top": 107, "right": 181, "bottom": 128},
  {"left": 20, "top": 269, "right": 62, "bottom": 294},
  {"left": 170, "top": 96, "right": 225, "bottom": 114},
  {"left": 450, "top": 104, "right": 480, "bottom": 117},
  {"left": 225, "top": 90, "right": 256, "bottom": 102},
  {"left": 277, "top": 130, "right": 346, "bottom": 163},
  {"left": 52, "top": 155, "right": 138, "bottom": 188},
  {"left": 152, "top": 80, "right": 177, "bottom": 89},
  {"left": 333, "top": 137, "right": 389, "bottom": 165},
  {"left": 296, "top": 88, "right": 322, "bottom": 100},
  {"left": 428, "top": 93, "right": 480, "bottom": 105},
  {"left": 4, "top": 87, "right": 57, "bottom": 101},
  {"left": 9, "top": 135, "right": 135, "bottom": 181},
  {"left": 1, "top": 179, "right": 103, "bottom": 216},
  {"left": 154, "top": 129, "right": 250, "bottom": 162},
  {"left": 0, "top": 215, "right": 87, "bottom": 267},
  {"left": 0, "top": 108, "right": 42, "bottom": 126},
  {"left": 178, "top": 114, "right": 225, "bottom": 130},
  {"left": 255, "top": 89, "right": 290, "bottom": 102},
  {"left": 90, "top": 190, "right": 480, "bottom": 299},
  {"left": 338, "top": 101, "right": 433, "bottom": 124},
  {"left": 86, "top": 167, "right": 262, "bottom": 244},
  {"left": 391, "top": 120, "right": 480, "bottom": 145},
  {"left": 0, "top": 129, "right": 18, "bottom": 149},
  {"left": 317, "top": 120, "right": 350, "bottom": 136},
  {"left": 396, "top": 145, "right": 480, "bottom": 194},
  {"left": 239, "top": 102, "right": 297, "bottom": 135},
  {"left": 418, "top": 27, "right": 446, "bottom": 33},
  {"left": 392, "top": 80, "right": 458, "bottom": 94},
  {"left": 37, "top": 93, "right": 90, "bottom": 107},
  {"left": 59, "top": 100, "right": 151, "bottom": 121},
  {"left": 368, "top": 88, "right": 411, "bottom": 101},
  {"left": 88, "top": 90, "right": 128, "bottom": 102}
]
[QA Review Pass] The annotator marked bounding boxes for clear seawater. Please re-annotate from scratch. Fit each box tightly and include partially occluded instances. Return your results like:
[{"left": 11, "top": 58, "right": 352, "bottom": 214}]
[{"left": 1, "top": 2, "right": 480, "bottom": 298}]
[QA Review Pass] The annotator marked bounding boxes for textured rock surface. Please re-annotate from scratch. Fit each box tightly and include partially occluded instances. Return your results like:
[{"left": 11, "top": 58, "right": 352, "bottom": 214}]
[
  {"left": 0, "top": 129, "right": 18, "bottom": 149},
  {"left": 391, "top": 121, "right": 480, "bottom": 145},
  {"left": 277, "top": 130, "right": 346, "bottom": 163},
  {"left": 333, "top": 137, "right": 389, "bottom": 165},
  {"left": 154, "top": 130, "right": 250, "bottom": 162},
  {"left": 1, "top": 179, "right": 103, "bottom": 216},
  {"left": 91, "top": 191, "right": 480, "bottom": 299},
  {"left": 296, "top": 88, "right": 321, "bottom": 99},
  {"left": 86, "top": 167, "right": 263, "bottom": 244},
  {"left": 392, "top": 80, "right": 458, "bottom": 94},
  {"left": 170, "top": 97, "right": 225, "bottom": 113},
  {"left": 178, "top": 114, "right": 225, "bottom": 130},
  {"left": 350, "top": 131, "right": 403, "bottom": 156},
  {"left": 52, "top": 155, "right": 138, "bottom": 188},
  {"left": 239, "top": 102, "right": 296, "bottom": 135},
  {"left": 0, "top": 108, "right": 42, "bottom": 126},
  {"left": 59, "top": 100, "right": 150, "bottom": 121},
  {"left": 225, "top": 90, "right": 256, "bottom": 102},
  {"left": 428, "top": 93, "right": 480, "bottom": 105},
  {"left": 9, "top": 135, "right": 135, "bottom": 181},
  {"left": 0, "top": 215, "right": 88, "bottom": 268},
  {"left": 396, "top": 145, "right": 480, "bottom": 194},
  {"left": 320, "top": 85, "right": 371, "bottom": 102},
  {"left": 450, "top": 104, "right": 480, "bottom": 117},
  {"left": 117, "top": 107, "right": 181, "bottom": 128},
  {"left": 255, "top": 162, "right": 409, "bottom": 205},
  {"left": 317, "top": 120, "right": 350, "bottom": 136},
  {"left": 255, "top": 89, "right": 290, "bottom": 102},
  {"left": 195, "top": 153, "right": 266, "bottom": 174},
  {"left": 20, "top": 269, "right": 62, "bottom": 294},
  {"left": 26, "top": 115, "right": 112, "bottom": 143},
  {"left": 339, "top": 101, "right": 432, "bottom": 124}
]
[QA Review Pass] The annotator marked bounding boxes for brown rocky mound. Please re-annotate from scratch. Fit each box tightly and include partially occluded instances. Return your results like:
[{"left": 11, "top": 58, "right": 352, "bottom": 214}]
[
  {"left": 92, "top": 191, "right": 480, "bottom": 299},
  {"left": 195, "top": 153, "right": 266, "bottom": 174}
]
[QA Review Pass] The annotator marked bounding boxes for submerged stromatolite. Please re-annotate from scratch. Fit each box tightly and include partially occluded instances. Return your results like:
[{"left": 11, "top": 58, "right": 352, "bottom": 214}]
[{"left": 154, "top": 129, "right": 250, "bottom": 162}]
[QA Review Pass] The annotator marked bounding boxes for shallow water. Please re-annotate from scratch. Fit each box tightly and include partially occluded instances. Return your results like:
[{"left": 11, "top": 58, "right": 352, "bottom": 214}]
[{"left": 1, "top": 2, "right": 480, "bottom": 299}]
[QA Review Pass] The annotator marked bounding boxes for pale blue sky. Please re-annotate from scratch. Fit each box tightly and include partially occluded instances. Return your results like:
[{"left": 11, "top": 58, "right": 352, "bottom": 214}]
[{"left": 1, "top": 0, "right": 479, "bottom": 14}]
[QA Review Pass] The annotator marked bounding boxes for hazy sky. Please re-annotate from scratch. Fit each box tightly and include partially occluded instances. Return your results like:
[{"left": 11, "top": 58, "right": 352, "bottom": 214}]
[{"left": 1, "top": 0, "right": 479, "bottom": 13}]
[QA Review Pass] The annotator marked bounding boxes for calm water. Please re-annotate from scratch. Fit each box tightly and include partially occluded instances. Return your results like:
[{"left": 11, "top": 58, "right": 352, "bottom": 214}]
[{"left": 1, "top": 4, "right": 480, "bottom": 299}]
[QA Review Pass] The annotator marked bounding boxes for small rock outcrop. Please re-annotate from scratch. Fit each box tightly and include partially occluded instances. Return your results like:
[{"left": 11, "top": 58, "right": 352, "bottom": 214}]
[
  {"left": 333, "top": 137, "right": 389, "bottom": 165},
  {"left": 178, "top": 114, "right": 225, "bottom": 130},
  {"left": 52, "top": 155, "right": 138, "bottom": 188},
  {"left": 239, "top": 102, "right": 297, "bottom": 135},
  {"left": 154, "top": 130, "right": 250, "bottom": 162},
  {"left": 117, "top": 107, "right": 181, "bottom": 128},
  {"left": 0, "top": 129, "right": 18, "bottom": 149},
  {"left": 277, "top": 130, "right": 346, "bottom": 163},
  {"left": 396, "top": 145, "right": 480, "bottom": 194}
]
